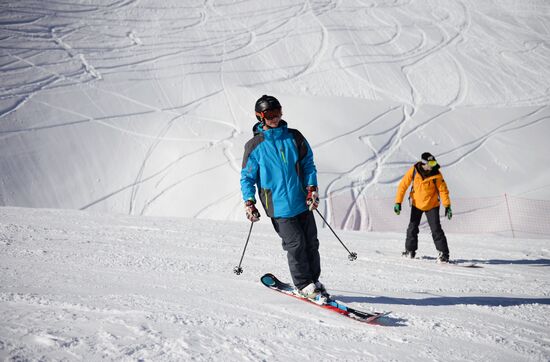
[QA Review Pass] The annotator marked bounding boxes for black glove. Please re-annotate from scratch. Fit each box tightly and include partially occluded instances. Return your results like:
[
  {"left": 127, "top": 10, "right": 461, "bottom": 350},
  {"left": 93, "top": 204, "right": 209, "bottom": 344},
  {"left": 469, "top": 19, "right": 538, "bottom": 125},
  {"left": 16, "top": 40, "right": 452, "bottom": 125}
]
[
  {"left": 394, "top": 203, "right": 401, "bottom": 215},
  {"left": 245, "top": 200, "right": 260, "bottom": 222},
  {"left": 445, "top": 206, "right": 452, "bottom": 220}
]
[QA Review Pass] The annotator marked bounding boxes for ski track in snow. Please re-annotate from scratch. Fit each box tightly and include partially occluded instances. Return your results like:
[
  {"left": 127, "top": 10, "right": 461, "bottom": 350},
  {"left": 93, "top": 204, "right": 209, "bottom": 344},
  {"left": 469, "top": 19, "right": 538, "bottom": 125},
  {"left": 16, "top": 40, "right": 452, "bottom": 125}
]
[
  {"left": 0, "top": 207, "right": 549, "bottom": 360},
  {"left": 1, "top": 0, "right": 550, "bottom": 218},
  {"left": 0, "top": 10, "right": 550, "bottom": 361}
]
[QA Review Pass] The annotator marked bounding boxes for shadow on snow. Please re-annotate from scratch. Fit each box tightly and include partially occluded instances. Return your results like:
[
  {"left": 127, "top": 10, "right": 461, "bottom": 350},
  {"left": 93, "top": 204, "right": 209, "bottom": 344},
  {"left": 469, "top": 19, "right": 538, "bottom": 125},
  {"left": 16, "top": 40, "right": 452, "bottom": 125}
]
[
  {"left": 423, "top": 255, "right": 550, "bottom": 266},
  {"left": 335, "top": 295, "right": 550, "bottom": 307}
]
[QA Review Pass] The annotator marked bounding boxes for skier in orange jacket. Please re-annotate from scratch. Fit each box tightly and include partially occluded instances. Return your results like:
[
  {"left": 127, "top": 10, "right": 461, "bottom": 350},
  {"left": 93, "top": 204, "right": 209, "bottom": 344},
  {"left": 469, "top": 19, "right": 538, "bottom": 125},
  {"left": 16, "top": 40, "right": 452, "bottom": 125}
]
[{"left": 394, "top": 152, "right": 452, "bottom": 262}]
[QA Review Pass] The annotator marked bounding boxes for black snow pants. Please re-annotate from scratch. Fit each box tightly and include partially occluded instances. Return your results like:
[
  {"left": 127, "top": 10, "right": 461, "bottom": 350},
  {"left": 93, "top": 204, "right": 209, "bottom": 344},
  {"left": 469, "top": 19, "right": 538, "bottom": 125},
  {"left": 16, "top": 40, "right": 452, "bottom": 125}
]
[
  {"left": 406, "top": 206, "right": 449, "bottom": 255},
  {"left": 271, "top": 210, "right": 321, "bottom": 290}
]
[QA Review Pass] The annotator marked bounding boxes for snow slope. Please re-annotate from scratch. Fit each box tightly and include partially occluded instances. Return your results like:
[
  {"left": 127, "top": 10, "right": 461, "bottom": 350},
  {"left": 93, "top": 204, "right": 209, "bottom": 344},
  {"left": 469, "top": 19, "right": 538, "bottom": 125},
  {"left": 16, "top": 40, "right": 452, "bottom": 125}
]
[
  {"left": 1, "top": 206, "right": 549, "bottom": 361},
  {"left": 1, "top": 2, "right": 550, "bottom": 360},
  {"left": 1, "top": 0, "right": 550, "bottom": 220}
]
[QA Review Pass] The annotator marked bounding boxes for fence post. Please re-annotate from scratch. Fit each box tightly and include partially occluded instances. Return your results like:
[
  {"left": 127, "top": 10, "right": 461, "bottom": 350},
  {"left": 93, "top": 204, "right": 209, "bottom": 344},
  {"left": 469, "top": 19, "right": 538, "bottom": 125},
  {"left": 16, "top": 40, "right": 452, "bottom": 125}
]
[{"left": 504, "top": 193, "right": 515, "bottom": 239}]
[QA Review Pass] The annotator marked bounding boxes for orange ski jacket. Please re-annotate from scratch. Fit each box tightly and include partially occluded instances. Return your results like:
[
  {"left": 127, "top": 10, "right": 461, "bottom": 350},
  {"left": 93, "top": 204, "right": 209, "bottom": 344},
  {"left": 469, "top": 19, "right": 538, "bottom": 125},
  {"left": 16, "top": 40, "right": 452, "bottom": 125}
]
[{"left": 395, "top": 163, "right": 451, "bottom": 211}]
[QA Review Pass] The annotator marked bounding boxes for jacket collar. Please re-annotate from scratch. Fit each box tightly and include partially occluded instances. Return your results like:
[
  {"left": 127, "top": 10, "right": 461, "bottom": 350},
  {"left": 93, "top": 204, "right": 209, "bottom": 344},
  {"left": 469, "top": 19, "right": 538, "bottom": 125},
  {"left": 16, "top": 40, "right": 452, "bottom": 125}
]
[
  {"left": 252, "top": 120, "right": 288, "bottom": 138},
  {"left": 414, "top": 162, "right": 441, "bottom": 179}
]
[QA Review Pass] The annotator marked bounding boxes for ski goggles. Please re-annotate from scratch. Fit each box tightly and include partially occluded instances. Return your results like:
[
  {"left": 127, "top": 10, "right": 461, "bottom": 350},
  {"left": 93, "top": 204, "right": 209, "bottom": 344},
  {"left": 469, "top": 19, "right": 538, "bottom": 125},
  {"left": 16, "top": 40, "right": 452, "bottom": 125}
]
[
  {"left": 260, "top": 108, "right": 282, "bottom": 120},
  {"left": 422, "top": 159, "right": 438, "bottom": 167}
]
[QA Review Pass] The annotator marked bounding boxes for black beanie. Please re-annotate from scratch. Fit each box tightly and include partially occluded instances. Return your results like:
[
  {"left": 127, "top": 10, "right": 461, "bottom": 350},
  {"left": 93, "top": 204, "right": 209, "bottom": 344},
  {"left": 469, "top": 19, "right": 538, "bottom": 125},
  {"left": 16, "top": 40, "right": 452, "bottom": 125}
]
[{"left": 421, "top": 152, "right": 436, "bottom": 163}]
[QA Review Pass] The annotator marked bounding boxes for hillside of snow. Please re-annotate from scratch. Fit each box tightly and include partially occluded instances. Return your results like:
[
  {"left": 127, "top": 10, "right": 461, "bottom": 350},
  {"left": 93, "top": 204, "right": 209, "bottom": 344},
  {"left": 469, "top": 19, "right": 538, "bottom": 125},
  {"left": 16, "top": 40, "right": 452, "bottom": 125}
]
[
  {"left": 1, "top": 0, "right": 550, "bottom": 221},
  {"left": 1, "top": 206, "right": 549, "bottom": 361}
]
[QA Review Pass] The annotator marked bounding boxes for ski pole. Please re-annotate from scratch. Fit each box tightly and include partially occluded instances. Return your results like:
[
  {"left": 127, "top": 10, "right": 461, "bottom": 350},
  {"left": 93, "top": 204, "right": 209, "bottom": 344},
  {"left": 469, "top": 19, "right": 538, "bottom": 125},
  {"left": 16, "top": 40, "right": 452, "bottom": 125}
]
[
  {"left": 233, "top": 221, "right": 255, "bottom": 275},
  {"left": 315, "top": 209, "right": 357, "bottom": 261}
]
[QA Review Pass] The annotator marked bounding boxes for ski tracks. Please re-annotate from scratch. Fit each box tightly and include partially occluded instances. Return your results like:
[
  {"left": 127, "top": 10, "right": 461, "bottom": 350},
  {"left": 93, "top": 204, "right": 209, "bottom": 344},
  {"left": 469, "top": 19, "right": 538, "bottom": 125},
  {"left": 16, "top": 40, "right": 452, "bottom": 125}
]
[{"left": 1, "top": 0, "right": 550, "bottom": 218}]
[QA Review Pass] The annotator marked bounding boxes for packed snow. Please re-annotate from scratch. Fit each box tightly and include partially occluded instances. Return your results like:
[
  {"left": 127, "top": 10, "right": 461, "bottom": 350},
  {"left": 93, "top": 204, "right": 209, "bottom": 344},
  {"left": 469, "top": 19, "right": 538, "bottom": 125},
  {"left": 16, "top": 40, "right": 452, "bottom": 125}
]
[
  {"left": 1, "top": 0, "right": 550, "bottom": 360},
  {"left": 1, "top": 207, "right": 549, "bottom": 361}
]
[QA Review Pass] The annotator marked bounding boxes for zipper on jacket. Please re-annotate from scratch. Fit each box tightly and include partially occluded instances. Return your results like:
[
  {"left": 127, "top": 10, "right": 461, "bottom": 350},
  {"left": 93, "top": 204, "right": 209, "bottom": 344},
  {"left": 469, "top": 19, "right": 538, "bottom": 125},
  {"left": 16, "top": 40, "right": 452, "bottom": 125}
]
[{"left": 280, "top": 149, "right": 287, "bottom": 164}]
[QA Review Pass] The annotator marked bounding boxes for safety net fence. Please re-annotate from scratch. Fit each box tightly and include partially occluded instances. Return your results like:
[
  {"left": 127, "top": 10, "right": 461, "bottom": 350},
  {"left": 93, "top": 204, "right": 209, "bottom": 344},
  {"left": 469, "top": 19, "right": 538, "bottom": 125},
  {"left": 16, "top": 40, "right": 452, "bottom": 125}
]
[{"left": 327, "top": 192, "right": 550, "bottom": 239}]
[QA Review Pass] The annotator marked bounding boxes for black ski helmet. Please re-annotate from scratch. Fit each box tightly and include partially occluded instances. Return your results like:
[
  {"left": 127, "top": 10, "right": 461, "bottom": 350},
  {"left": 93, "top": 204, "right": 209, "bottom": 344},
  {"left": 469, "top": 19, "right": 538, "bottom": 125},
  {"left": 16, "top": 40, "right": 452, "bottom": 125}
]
[{"left": 255, "top": 95, "right": 281, "bottom": 121}]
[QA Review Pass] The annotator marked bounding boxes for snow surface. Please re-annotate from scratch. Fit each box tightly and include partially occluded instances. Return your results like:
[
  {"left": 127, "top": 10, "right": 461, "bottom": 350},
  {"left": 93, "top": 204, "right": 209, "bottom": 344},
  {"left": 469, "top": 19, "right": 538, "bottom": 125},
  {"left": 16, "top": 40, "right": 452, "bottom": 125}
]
[
  {"left": 1, "top": 0, "right": 550, "bottom": 219},
  {"left": 1, "top": 206, "right": 549, "bottom": 361},
  {"left": 1, "top": 1, "right": 550, "bottom": 360}
]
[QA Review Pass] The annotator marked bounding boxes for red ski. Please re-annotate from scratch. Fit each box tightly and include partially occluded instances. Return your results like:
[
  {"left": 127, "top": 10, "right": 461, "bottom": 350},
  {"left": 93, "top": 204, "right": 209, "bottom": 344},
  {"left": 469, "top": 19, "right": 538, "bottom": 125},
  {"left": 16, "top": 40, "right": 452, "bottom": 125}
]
[{"left": 260, "top": 273, "right": 390, "bottom": 325}]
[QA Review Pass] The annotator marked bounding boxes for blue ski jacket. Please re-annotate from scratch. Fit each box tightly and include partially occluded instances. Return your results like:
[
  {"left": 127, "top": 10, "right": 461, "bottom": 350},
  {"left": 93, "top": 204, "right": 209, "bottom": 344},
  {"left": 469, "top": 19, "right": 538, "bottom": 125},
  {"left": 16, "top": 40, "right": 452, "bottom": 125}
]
[{"left": 240, "top": 121, "right": 317, "bottom": 218}]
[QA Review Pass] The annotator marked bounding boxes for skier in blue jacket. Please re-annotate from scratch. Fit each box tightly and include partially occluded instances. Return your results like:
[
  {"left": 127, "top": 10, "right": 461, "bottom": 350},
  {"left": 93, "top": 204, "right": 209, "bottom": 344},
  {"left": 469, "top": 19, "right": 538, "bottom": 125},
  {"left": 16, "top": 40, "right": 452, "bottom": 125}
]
[{"left": 240, "top": 95, "right": 328, "bottom": 302}]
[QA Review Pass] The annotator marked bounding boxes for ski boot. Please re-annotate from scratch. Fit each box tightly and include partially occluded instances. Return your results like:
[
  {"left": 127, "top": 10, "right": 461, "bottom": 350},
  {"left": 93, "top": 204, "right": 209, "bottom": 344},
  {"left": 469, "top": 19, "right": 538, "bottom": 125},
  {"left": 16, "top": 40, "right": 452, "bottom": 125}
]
[
  {"left": 436, "top": 252, "right": 450, "bottom": 263},
  {"left": 296, "top": 282, "right": 329, "bottom": 305},
  {"left": 315, "top": 281, "right": 331, "bottom": 303}
]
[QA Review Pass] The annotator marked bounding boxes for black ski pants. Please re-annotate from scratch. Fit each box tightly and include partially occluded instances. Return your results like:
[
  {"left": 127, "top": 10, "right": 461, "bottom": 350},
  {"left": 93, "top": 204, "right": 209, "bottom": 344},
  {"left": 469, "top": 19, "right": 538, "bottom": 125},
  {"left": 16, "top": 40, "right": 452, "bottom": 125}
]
[
  {"left": 406, "top": 206, "right": 449, "bottom": 255},
  {"left": 271, "top": 210, "right": 321, "bottom": 290}
]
